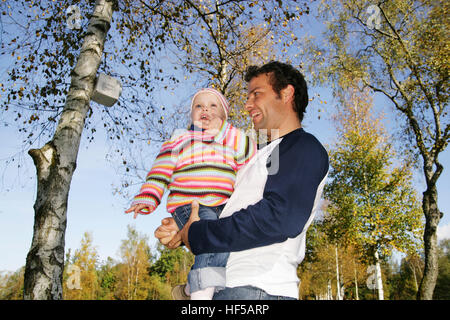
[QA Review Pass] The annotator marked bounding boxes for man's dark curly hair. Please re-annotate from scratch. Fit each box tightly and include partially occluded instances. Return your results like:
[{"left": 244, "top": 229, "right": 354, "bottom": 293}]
[{"left": 244, "top": 61, "right": 309, "bottom": 122}]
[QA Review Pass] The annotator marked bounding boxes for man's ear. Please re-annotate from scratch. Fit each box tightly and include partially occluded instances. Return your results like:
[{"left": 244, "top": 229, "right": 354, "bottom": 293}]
[{"left": 281, "top": 85, "right": 295, "bottom": 104}]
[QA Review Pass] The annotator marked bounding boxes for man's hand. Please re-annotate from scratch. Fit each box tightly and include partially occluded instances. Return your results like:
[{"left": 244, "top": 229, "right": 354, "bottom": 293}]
[
  {"left": 169, "top": 200, "right": 200, "bottom": 252},
  {"left": 154, "top": 217, "right": 179, "bottom": 246}
]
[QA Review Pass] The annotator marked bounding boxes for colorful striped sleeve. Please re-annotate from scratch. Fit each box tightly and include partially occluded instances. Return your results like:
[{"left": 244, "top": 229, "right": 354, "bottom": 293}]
[
  {"left": 131, "top": 138, "right": 177, "bottom": 214},
  {"left": 232, "top": 127, "right": 257, "bottom": 171}
]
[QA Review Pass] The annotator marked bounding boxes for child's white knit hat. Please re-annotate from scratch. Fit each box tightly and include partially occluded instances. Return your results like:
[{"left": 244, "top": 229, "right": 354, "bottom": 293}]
[{"left": 190, "top": 88, "right": 230, "bottom": 119}]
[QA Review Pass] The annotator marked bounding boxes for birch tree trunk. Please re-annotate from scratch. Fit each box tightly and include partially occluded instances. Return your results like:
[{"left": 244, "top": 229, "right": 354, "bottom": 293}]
[
  {"left": 335, "top": 246, "right": 342, "bottom": 300},
  {"left": 354, "top": 265, "right": 359, "bottom": 300},
  {"left": 374, "top": 251, "right": 384, "bottom": 300},
  {"left": 23, "top": 0, "right": 117, "bottom": 300},
  {"left": 409, "top": 258, "right": 419, "bottom": 293},
  {"left": 418, "top": 184, "right": 441, "bottom": 299},
  {"left": 327, "top": 279, "right": 333, "bottom": 300}
]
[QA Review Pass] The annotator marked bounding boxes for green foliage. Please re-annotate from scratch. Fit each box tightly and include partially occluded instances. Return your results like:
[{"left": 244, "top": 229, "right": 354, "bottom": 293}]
[
  {"left": 323, "top": 88, "right": 424, "bottom": 263},
  {"left": 63, "top": 232, "right": 100, "bottom": 300},
  {"left": 434, "top": 239, "right": 450, "bottom": 299},
  {"left": 299, "top": 226, "right": 368, "bottom": 300},
  {"left": 0, "top": 267, "right": 24, "bottom": 300},
  {"left": 147, "top": 274, "right": 172, "bottom": 300},
  {"left": 298, "top": 88, "right": 424, "bottom": 299},
  {"left": 97, "top": 257, "right": 118, "bottom": 300},
  {"left": 388, "top": 254, "right": 423, "bottom": 299},
  {"left": 301, "top": 0, "right": 448, "bottom": 299},
  {"left": 149, "top": 243, "right": 193, "bottom": 279},
  {"left": 1, "top": 229, "right": 448, "bottom": 300}
]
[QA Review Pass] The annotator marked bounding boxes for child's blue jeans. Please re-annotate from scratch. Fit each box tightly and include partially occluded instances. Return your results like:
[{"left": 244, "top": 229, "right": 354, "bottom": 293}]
[{"left": 172, "top": 203, "right": 229, "bottom": 293}]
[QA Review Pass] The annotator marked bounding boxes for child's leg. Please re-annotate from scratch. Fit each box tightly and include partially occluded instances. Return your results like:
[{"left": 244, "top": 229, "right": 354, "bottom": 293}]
[
  {"left": 188, "top": 205, "right": 229, "bottom": 300},
  {"left": 171, "top": 204, "right": 192, "bottom": 298},
  {"left": 188, "top": 251, "right": 230, "bottom": 299},
  {"left": 172, "top": 204, "right": 191, "bottom": 231},
  {"left": 190, "top": 287, "right": 215, "bottom": 300}
]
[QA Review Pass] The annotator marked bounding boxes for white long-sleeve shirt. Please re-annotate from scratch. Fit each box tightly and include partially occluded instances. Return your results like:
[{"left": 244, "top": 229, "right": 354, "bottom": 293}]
[{"left": 189, "top": 128, "right": 329, "bottom": 298}]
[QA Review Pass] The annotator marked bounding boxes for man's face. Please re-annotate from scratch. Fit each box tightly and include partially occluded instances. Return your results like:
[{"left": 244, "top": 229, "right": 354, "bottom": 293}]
[
  {"left": 245, "top": 73, "right": 285, "bottom": 132},
  {"left": 191, "top": 92, "right": 226, "bottom": 129}
]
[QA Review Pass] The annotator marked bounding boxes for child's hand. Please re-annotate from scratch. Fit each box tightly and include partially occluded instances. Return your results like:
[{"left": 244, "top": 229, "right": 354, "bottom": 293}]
[{"left": 125, "top": 204, "right": 152, "bottom": 219}]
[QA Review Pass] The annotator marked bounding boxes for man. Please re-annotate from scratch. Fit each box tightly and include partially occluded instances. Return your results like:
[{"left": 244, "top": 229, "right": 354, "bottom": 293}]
[{"left": 156, "top": 61, "right": 329, "bottom": 300}]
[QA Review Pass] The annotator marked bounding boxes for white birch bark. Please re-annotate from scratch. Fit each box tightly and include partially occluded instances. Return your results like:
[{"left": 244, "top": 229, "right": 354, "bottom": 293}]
[
  {"left": 327, "top": 279, "right": 333, "bottom": 300},
  {"left": 374, "top": 251, "right": 384, "bottom": 300},
  {"left": 23, "top": 0, "right": 117, "bottom": 300},
  {"left": 410, "top": 261, "right": 418, "bottom": 292},
  {"left": 354, "top": 264, "right": 359, "bottom": 300},
  {"left": 335, "top": 246, "right": 342, "bottom": 300}
]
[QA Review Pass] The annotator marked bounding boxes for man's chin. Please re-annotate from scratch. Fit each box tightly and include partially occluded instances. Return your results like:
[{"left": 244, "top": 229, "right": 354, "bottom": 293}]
[{"left": 252, "top": 121, "right": 263, "bottom": 131}]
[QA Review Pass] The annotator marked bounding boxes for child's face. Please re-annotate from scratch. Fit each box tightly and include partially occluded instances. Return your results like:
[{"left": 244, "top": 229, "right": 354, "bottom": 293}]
[{"left": 191, "top": 92, "right": 226, "bottom": 129}]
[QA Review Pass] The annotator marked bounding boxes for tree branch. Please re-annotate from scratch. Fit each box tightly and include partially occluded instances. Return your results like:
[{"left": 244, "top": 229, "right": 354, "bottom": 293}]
[{"left": 377, "top": 4, "right": 441, "bottom": 140}]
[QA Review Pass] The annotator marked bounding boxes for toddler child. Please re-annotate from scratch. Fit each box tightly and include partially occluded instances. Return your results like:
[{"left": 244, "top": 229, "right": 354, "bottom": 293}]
[{"left": 125, "top": 88, "right": 256, "bottom": 300}]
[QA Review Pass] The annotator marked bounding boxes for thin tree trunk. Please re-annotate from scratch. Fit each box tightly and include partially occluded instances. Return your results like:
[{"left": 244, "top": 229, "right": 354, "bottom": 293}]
[
  {"left": 327, "top": 279, "right": 333, "bottom": 300},
  {"left": 411, "top": 262, "right": 418, "bottom": 293},
  {"left": 127, "top": 262, "right": 131, "bottom": 299},
  {"left": 23, "top": 0, "right": 116, "bottom": 300},
  {"left": 418, "top": 184, "right": 441, "bottom": 300},
  {"left": 374, "top": 251, "right": 384, "bottom": 300},
  {"left": 407, "top": 256, "right": 420, "bottom": 293},
  {"left": 134, "top": 255, "right": 139, "bottom": 299},
  {"left": 354, "top": 264, "right": 359, "bottom": 300},
  {"left": 335, "top": 246, "right": 342, "bottom": 300}
]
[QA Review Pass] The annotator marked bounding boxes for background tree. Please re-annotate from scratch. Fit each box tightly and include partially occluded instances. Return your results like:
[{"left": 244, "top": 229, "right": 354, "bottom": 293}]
[
  {"left": 298, "top": 222, "right": 367, "bottom": 300},
  {"left": 147, "top": 273, "right": 172, "bottom": 300},
  {"left": 63, "top": 232, "right": 100, "bottom": 300},
  {"left": 322, "top": 87, "right": 424, "bottom": 299},
  {"left": 301, "top": 0, "right": 449, "bottom": 299},
  {"left": 434, "top": 239, "right": 450, "bottom": 299},
  {"left": 97, "top": 257, "right": 118, "bottom": 300},
  {"left": 389, "top": 253, "right": 424, "bottom": 299},
  {"left": 0, "top": 268, "right": 24, "bottom": 300},
  {"left": 1, "top": 227, "right": 447, "bottom": 299},
  {"left": 115, "top": 224, "right": 151, "bottom": 300},
  {"left": 5, "top": 0, "right": 119, "bottom": 300},
  {"left": 150, "top": 243, "right": 194, "bottom": 285}
]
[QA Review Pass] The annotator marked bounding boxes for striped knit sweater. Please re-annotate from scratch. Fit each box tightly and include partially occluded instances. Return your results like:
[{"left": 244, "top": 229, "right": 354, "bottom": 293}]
[{"left": 131, "top": 121, "right": 257, "bottom": 214}]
